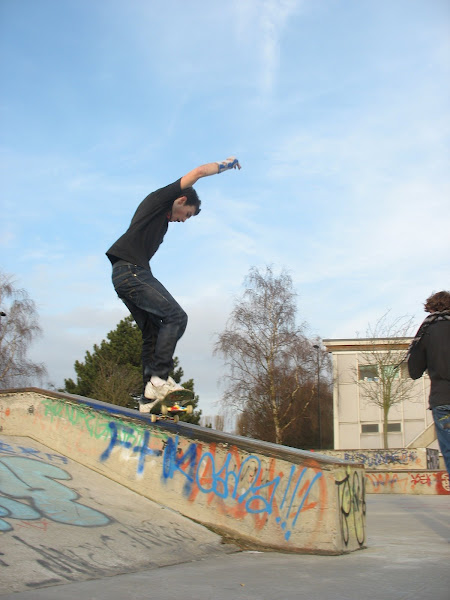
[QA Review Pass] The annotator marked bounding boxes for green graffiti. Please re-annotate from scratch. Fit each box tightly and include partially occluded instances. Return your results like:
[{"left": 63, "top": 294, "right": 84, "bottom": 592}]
[{"left": 41, "top": 398, "right": 166, "bottom": 451}]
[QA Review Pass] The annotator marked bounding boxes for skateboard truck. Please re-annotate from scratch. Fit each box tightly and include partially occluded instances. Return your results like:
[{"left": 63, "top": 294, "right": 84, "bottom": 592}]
[{"left": 150, "top": 402, "right": 193, "bottom": 423}]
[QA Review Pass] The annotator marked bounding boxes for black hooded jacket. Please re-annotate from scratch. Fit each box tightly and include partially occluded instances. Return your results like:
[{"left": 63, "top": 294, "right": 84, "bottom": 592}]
[{"left": 408, "top": 317, "right": 450, "bottom": 409}]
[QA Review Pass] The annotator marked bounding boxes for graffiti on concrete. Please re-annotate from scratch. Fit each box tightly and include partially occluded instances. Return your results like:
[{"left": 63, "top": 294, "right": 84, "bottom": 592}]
[
  {"left": 0, "top": 449, "right": 111, "bottom": 533},
  {"left": 335, "top": 468, "right": 366, "bottom": 547},
  {"left": 367, "top": 470, "right": 450, "bottom": 495},
  {"left": 25, "top": 397, "right": 367, "bottom": 549},
  {"left": 163, "top": 435, "right": 324, "bottom": 542},
  {"left": 100, "top": 423, "right": 329, "bottom": 544},
  {"left": 343, "top": 449, "right": 419, "bottom": 468},
  {"left": 0, "top": 439, "right": 68, "bottom": 464},
  {"left": 100, "top": 421, "right": 162, "bottom": 475},
  {"left": 42, "top": 398, "right": 116, "bottom": 441},
  {"left": 37, "top": 398, "right": 168, "bottom": 463}
]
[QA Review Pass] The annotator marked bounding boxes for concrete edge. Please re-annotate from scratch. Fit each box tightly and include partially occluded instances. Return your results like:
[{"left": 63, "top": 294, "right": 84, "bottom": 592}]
[{"left": 0, "top": 388, "right": 363, "bottom": 469}]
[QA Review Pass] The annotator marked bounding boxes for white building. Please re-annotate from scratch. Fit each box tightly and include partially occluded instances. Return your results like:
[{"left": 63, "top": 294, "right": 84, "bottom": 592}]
[{"left": 323, "top": 338, "right": 437, "bottom": 451}]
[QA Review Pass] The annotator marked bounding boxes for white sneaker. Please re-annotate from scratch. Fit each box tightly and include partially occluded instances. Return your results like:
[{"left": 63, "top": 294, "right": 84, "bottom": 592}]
[
  {"left": 167, "top": 376, "right": 184, "bottom": 391},
  {"left": 138, "top": 397, "right": 159, "bottom": 413},
  {"left": 144, "top": 381, "right": 163, "bottom": 401},
  {"left": 143, "top": 381, "right": 158, "bottom": 400},
  {"left": 145, "top": 376, "right": 185, "bottom": 401}
]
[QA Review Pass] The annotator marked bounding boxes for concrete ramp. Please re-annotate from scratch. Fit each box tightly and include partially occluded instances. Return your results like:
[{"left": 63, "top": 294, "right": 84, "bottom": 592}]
[
  {"left": 0, "top": 434, "right": 237, "bottom": 594},
  {"left": 0, "top": 389, "right": 366, "bottom": 561}
]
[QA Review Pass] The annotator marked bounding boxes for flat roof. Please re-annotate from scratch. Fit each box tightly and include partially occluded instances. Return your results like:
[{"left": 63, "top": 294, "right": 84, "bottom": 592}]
[{"left": 322, "top": 337, "right": 412, "bottom": 352}]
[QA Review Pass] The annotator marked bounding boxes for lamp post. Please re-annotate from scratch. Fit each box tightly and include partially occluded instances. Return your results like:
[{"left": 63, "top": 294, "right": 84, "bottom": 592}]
[{"left": 313, "top": 344, "right": 321, "bottom": 449}]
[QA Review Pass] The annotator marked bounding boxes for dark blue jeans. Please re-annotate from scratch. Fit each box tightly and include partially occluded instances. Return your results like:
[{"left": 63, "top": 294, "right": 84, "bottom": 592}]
[
  {"left": 111, "top": 262, "right": 187, "bottom": 385},
  {"left": 432, "top": 405, "right": 450, "bottom": 475}
]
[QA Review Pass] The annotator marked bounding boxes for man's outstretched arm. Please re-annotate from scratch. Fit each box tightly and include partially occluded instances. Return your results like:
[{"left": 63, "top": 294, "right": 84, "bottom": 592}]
[{"left": 180, "top": 156, "right": 241, "bottom": 189}]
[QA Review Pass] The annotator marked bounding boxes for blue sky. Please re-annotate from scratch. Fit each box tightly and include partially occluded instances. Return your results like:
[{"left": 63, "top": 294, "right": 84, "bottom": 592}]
[{"left": 1, "top": 0, "right": 449, "bottom": 417}]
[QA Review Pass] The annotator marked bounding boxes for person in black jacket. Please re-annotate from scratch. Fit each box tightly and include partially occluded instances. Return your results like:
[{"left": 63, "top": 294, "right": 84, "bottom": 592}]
[
  {"left": 408, "top": 291, "right": 450, "bottom": 474},
  {"left": 106, "top": 156, "right": 241, "bottom": 412}
]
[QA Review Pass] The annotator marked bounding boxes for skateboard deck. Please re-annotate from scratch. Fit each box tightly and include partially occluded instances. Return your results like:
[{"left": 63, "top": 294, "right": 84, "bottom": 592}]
[{"left": 162, "top": 387, "right": 194, "bottom": 405}]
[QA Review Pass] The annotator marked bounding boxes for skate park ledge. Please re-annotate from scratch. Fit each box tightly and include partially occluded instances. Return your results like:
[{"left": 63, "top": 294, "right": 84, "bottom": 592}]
[
  {"left": 318, "top": 449, "right": 449, "bottom": 495},
  {"left": 0, "top": 388, "right": 366, "bottom": 555}
]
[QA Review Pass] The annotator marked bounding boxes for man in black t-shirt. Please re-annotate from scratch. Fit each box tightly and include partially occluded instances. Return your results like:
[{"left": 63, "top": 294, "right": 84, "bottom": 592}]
[{"left": 106, "top": 156, "right": 241, "bottom": 412}]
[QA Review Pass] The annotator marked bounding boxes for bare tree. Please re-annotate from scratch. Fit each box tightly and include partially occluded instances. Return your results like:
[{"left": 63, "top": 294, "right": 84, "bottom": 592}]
[
  {"left": 355, "top": 311, "right": 416, "bottom": 448},
  {"left": 215, "top": 266, "right": 319, "bottom": 446},
  {"left": 0, "top": 272, "right": 47, "bottom": 388},
  {"left": 213, "top": 414, "right": 225, "bottom": 431}
]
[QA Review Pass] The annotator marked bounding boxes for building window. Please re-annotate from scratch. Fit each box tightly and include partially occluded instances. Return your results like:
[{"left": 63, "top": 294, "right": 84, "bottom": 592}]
[
  {"left": 385, "top": 423, "right": 402, "bottom": 432},
  {"left": 361, "top": 424, "right": 379, "bottom": 433},
  {"left": 380, "top": 365, "right": 400, "bottom": 380},
  {"left": 358, "top": 365, "right": 378, "bottom": 382}
]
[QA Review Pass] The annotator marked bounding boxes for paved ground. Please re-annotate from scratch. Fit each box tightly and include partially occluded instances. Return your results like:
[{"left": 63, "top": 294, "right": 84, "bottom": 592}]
[{"left": 1, "top": 435, "right": 449, "bottom": 599}]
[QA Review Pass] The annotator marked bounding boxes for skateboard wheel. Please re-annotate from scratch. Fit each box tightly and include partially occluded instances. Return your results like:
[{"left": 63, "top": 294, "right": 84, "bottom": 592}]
[
  {"left": 174, "top": 415, "right": 179, "bottom": 423},
  {"left": 150, "top": 414, "right": 157, "bottom": 423},
  {"left": 186, "top": 404, "right": 193, "bottom": 415},
  {"left": 161, "top": 404, "right": 168, "bottom": 415}
]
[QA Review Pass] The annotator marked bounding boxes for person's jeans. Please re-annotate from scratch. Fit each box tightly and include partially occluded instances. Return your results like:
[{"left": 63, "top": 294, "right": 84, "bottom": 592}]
[
  {"left": 432, "top": 405, "right": 450, "bottom": 475},
  {"left": 111, "top": 262, "right": 187, "bottom": 385}
]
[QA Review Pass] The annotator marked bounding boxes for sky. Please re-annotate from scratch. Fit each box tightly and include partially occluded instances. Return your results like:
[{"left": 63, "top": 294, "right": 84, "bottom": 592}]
[{"left": 1, "top": 0, "right": 449, "bottom": 419}]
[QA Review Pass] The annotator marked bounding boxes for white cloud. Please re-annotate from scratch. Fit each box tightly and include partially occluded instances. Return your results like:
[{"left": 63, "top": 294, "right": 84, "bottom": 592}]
[
  {"left": 234, "top": 0, "right": 303, "bottom": 94},
  {"left": 29, "top": 303, "right": 127, "bottom": 389}
]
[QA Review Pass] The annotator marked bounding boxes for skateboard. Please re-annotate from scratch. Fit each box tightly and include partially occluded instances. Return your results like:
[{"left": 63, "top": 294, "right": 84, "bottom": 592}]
[
  {"left": 150, "top": 388, "right": 194, "bottom": 423},
  {"left": 150, "top": 402, "right": 193, "bottom": 423},
  {"left": 139, "top": 387, "right": 194, "bottom": 413},
  {"left": 139, "top": 387, "right": 194, "bottom": 422},
  {"left": 162, "top": 387, "right": 194, "bottom": 405}
]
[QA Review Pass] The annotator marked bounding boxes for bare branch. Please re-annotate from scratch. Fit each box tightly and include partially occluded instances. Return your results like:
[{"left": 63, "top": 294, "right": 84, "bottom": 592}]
[
  {"left": 0, "top": 272, "right": 47, "bottom": 388},
  {"left": 215, "top": 265, "right": 330, "bottom": 447}
]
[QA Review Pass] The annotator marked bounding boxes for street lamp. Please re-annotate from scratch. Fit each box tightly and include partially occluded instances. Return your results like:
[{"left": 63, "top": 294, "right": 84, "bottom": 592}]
[{"left": 313, "top": 344, "right": 321, "bottom": 449}]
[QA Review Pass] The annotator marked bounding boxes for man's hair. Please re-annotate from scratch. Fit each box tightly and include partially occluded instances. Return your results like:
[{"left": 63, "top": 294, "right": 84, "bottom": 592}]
[
  {"left": 183, "top": 187, "right": 201, "bottom": 215},
  {"left": 424, "top": 291, "right": 450, "bottom": 313}
]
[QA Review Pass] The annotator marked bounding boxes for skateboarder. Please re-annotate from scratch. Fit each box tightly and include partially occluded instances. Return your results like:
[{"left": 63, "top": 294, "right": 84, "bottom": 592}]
[
  {"left": 106, "top": 156, "right": 241, "bottom": 412},
  {"left": 407, "top": 291, "right": 450, "bottom": 474}
]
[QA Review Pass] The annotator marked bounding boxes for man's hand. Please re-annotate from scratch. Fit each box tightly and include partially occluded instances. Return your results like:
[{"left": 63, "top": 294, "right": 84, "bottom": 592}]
[
  {"left": 216, "top": 156, "right": 241, "bottom": 173},
  {"left": 181, "top": 157, "right": 242, "bottom": 188}
]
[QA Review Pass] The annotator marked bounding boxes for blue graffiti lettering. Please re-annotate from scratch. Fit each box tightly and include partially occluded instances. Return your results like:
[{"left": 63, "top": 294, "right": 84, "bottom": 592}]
[
  {"left": 276, "top": 467, "right": 323, "bottom": 541},
  {"left": 100, "top": 422, "right": 162, "bottom": 474},
  {"left": 0, "top": 441, "right": 68, "bottom": 464},
  {"left": 0, "top": 456, "right": 110, "bottom": 532},
  {"left": 163, "top": 435, "right": 198, "bottom": 495},
  {"left": 343, "top": 450, "right": 418, "bottom": 468},
  {"left": 100, "top": 425, "right": 325, "bottom": 543}
]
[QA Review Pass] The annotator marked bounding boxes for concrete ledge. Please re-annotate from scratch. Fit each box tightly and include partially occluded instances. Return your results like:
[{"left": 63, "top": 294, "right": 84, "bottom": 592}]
[
  {"left": 366, "top": 470, "right": 450, "bottom": 495},
  {"left": 0, "top": 388, "right": 367, "bottom": 554},
  {"left": 318, "top": 448, "right": 439, "bottom": 470}
]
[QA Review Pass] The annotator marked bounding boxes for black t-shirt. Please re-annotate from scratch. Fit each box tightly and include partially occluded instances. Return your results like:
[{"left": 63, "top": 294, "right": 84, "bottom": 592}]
[{"left": 106, "top": 178, "right": 182, "bottom": 269}]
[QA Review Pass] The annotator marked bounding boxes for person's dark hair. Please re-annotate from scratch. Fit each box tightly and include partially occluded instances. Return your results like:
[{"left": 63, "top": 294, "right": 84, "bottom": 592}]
[
  {"left": 183, "top": 187, "right": 201, "bottom": 215},
  {"left": 424, "top": 291, "right": 450, "bottom": 313}
]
